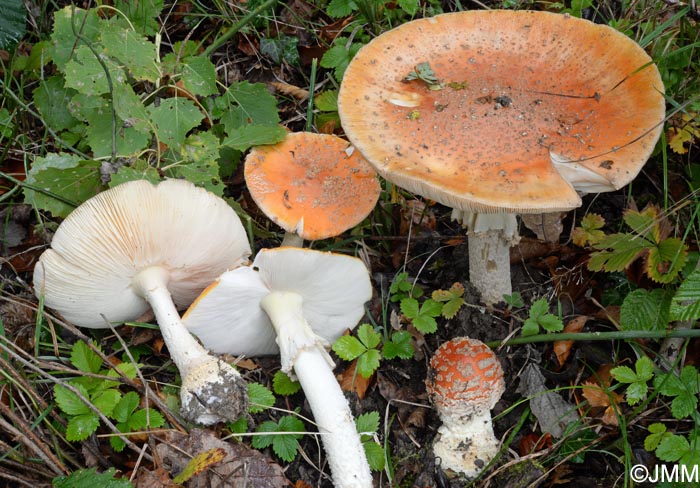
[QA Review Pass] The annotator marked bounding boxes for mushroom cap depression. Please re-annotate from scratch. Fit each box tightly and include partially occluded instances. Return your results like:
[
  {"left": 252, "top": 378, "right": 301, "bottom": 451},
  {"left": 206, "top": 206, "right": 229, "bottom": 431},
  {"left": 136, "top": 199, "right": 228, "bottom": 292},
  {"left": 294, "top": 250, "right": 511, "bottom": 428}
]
[
  {"left": 338, "top": 10, "right": 665, "bottom": 214},
  {"left": 33, "top": 179, "right": 251, "bottom": 328},
  {"left": 244, "top": 132, "right": 381, "bottom": 240},
  {"left": 183, "top": 247, "right": 372, "bottom": 356},
  {"left": 426, "top": 337, "right": 505, "bottom": 418}
]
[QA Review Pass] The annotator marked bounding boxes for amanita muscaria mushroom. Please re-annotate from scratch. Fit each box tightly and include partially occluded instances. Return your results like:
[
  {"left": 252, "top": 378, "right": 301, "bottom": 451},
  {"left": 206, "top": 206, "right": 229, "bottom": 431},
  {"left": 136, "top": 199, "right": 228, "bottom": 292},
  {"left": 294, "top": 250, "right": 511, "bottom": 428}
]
[
  {"left": 183, "top": 247, "right": 373, "bottom": 488},
  {"left": 338, "top": 10, "right": 665, "bottom": 304},
  {"left": 426, "top": 337, "right": 505, "bottom": 478},
  {"left": 33, "top": 179, "right": 251, "bottom": 424},
  {"left": 244, "top": 132, "right": 381, "bottom": 247}
]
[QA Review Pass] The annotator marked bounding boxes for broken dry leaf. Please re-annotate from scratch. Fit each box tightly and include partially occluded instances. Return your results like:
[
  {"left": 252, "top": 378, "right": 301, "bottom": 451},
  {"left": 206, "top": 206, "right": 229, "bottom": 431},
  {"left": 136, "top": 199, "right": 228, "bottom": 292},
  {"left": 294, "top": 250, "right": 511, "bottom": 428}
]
[
  {"left": 517, "top": 363, "right": 579, "bottom": 438},
  {"left": 337, "top": 358, "right": 372, "bottom": 399},
  {"left": 172, "top": 448, "right": 227, "bottom": 485},
  {"left": 521, "top": 212, "right": 567, "bottom": 243},
  {"left": 553, "top": 316, "right": 590, "bottom": 366}
]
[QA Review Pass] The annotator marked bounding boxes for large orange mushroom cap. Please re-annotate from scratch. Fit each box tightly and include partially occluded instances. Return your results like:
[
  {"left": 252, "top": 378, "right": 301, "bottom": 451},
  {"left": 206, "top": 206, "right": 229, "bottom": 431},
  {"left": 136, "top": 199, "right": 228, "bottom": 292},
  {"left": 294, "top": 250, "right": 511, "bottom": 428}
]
[
  {"left": 338, "top": 10, "right": 665, "bottom": 214},
  {"left": 244, "top": 132, "right": 381, "bottom": 241}
]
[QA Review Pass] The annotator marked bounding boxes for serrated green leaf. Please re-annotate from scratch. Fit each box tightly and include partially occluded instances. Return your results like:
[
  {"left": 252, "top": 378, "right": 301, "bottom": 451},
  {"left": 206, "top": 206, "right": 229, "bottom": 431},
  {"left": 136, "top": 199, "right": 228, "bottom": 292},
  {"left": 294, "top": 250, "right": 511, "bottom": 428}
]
[
  {"left": 219, "top": 81, "right": 280, "bottom": 130},
  {"left": 278, "top": 415, "right": 304, "bottom": 436},
  {"left": 623, "top": 207, "right": 656, "bottom": 236},
  {"left": 624, "top": 381, "right": 648, "bottom": 405},
  {"left": 671, "top": 267, "right": 700, "bottom": 321},
  {"left": 356, "top": 349, "right": 381, "bottom": 378},
  {"left": 610, "top": 365, "right": 637, "bottom": 384},
  {"left": 654, "top": 370, "right": 685, "bottom": 397},
  {"left": 400, "top": 297, "right": 419, "bottom": 318},
  {"left": 128, "top": 408, "right": 164, "bottom": 430},
  {"left": 101, "top": 22, "right": 160, "bottom": 82},
  {"left": 272, "top": 370, "right": 301, "bottom": 396},
  {"left": 112, "top": 83, "right": 149, "bottom": 132},
  {"left": 326, "top": 0, "right": 357, "bottom": 17},
  {"left": 169, "top": 160, "right": 223, "bottom": 196},
  {"left": 357, "top": 323, "right": 381, "bottom": 349},
  {"left": 355, "top": 411, "right": 379, "bottom": 435},
  {"left": 85, "top": 109, "right": 151, "bottom": 158},
  {"left": 221, "top": 124, "right": 286, "bottom": 152},
  {"left": 382, "top": 331, "right": 414, "bottom": 360},
  {"left": 332, "top": 335, "right": 366, "bottom": 361},
  {"left": 647, "top": 237, "right": 687, "bottom": 283},
  {"left": 272, "top": 434, "right": 300, "bottom": 462},
  {"left": 644, "top": 423, "right": 668, "bottom": 451},
  {"left": 620, "top": 288, "right": 671, "bottom": 331},
  {"left": 33, "top": 76, "right": 80, "bottom": 131},
  {"left": 635, "top": 356, "right": 655, "bottom": 381},
  {"left": 0, "top": 0, "right": 25, "bottom": 49},
  {"left": 49, "top": 7, "right": 101, "bottom": 71},
  {"left": 656, "top": 434, "right": 689, "bottom": 462},
  {"left": 24, "top": 159, "right": 103, "bottom": 218},
  {"left": 315, "top": 90, "right": 338, "bottom": 112},
  {"left": 588, "top": 233, "right": 648, "bottom": 272},
  {"left": 521, "top": 318, "right": 540, "bottom": 337},
  {"left": 420, "top": 299, "right": 443, "bottom": 318},
  {"left": 109, "top": 161, "right": 161, "bottom": 187},
  {"left": 66, "top": 412, "right": 100, "bottom": 441},
  {"left": 149, "top": 98, "right": 203, "bottom": 149},
  {"left": 92, "top": 389, "right": 121, "bottom": 417},
  {"left": 412, "top": 315, "right": 437, "bottom": 334},
  {"left": 248, "top": 382, "right": 275, "bottom": 413},
  {"left": 53, "top": 467, "right": 132, "bottom": 488},
  {"left": 54, "top": 384, "right": 91, "bottom": 416},
  {"left": 529, "top": 298, "right": 549, "bottom": 319},
  {"left": 64, "top": 46, "right": 126, "bottom": 96},
  {"left": 70, "top": 341, "right": 102, "bottom": 374},
  {"left": 680, "top": 366, "right": 700, "bottom": 395},
  {"left": 180, "top": 56, "right": 218, "bottom": 97},
  {"left": 251, "top": 420, "right": 277, "bottom": 449},
  {"left": 114, "top": 0, "right": 164, "bottom": 36},
  {"left": 572, "top": 212, "right": 606, "bottom": 247},
  {"left": 363, "top": 441, "right": 386, "bottom": 471},
  {"left": 441, "top": 297, "right": 464, "bottom": 319},
  {"left": 112, "top": 391, "right": 140, "bottom": 423},
  {"left": 397, "top": 0, "right": 419, "bottom": 15},
  {"left": 539, "top": 313, "right": 564, "bottom": 332},
  {"left": 671, "top": 392, "right": 697, "bottom": 419}
]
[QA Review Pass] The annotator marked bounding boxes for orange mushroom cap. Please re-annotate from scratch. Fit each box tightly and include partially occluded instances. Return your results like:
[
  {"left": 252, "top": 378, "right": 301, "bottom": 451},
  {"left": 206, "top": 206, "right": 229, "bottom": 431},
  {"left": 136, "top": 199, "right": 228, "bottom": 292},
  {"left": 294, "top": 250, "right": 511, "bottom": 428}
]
[
  {"left": 244, "top": 132, "right": 381, "bottom": 240},
  {"left": 426, "top": 337, "right": 505, "bottom": 417},
  {"left": 338, "top": 11, "right": 665, "bottom": 214}
]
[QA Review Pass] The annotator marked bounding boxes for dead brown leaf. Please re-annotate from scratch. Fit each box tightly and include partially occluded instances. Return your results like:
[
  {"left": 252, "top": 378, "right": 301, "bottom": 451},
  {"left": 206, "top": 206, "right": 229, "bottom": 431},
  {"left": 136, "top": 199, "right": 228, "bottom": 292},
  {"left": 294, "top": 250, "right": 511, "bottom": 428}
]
[
  {"left": 553, "top": 316, "right": 590, "bottom": 367},
  {"left": 337, "top": 358, "right": 372, "bottom": 399}
]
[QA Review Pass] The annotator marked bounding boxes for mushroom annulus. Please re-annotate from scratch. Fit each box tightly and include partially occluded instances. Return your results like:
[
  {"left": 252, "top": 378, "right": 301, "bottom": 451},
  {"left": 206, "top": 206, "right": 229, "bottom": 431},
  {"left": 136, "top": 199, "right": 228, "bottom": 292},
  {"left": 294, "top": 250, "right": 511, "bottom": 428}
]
[
  {"left": 183, "top": 247, "right": 373, "bottom": 487},
  {"left": 33, "top": 179, "right": 251, "bottom": 424},
  {"left": 338, "top": 10, "right": 665, "bottom": 304},
  {"left": 244, "top": 132, "right": 381, "bottom": 247},
  {"left": 426, "top": 337, "right": 505, "bottom": 478}
]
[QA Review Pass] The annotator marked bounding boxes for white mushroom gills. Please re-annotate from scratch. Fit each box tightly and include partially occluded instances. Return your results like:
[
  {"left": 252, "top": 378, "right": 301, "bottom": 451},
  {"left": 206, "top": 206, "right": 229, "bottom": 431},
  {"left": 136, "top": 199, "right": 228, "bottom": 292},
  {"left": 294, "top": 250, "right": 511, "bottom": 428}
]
[{"left": 260, "top": 290, "right": 373, "bottom": 488}]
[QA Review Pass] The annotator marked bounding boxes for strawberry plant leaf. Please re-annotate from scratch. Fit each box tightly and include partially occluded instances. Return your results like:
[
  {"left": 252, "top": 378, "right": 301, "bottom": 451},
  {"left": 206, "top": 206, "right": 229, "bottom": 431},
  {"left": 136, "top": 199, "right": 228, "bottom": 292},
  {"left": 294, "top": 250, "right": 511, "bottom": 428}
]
[
  {"left": 66, "top": 412, "right": 100, "bottom": 442},
  {"left": 112, "top": 391, "right": 140, "bottom": 423},
  {"left": 357, "top": 349, "right": 381, "bottom": 378},
  {"left": 646, "top": 237, "right": 687, "bottom": 283},
  {"left": 355, "top": 411, "right": 380, "bottom": 436},
  {"left": 357, "top": 324, "right": 381, "bottom": 349},
  {"left": 70, "top": 341, "right": 102, "bottom": 374},
  {"left": 54, "top": 384, "right": 91, "bottom": 416},
  {"left": 248, "top": 382, "right": 275, "bottom": 414},
  {"left": 610, "top": 365, "right": 637, "bottom": 384},
  {"left": 382, "top": 331, "right": 414, "bottom": 360},
  {"left": 572, "top": 213, "right": 605, "bottom": 247},
  {"left": 644, "top": 422, "right": 669, "bottom": 451},
  {"left": 332, "top": 335, "right": 366, "bottom": 361},
  {"left": 92, "top": 388, "right": 121, "bottom": 417},
  {"left": 53, "top": 467, "right": 132, "bottom": 488},
  {"left": 272, "top": 370, "right": 301, "bottom": 396},
  {"left": 588, "top": 233, "right": 649, "bottom": 272},
  {"left": 656, "top": 433, "right": 689, "bottom": 462}
]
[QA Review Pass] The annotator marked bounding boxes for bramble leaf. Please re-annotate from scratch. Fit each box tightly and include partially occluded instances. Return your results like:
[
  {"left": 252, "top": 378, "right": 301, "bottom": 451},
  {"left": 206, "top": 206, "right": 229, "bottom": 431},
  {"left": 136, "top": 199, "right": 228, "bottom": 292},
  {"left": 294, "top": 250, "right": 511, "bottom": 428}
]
[
  {"left": 619, "top": 288, "right": 671, "bottom": 331},
  {"left": 670, "top": 268, "right": 700, "bottom": 321}
]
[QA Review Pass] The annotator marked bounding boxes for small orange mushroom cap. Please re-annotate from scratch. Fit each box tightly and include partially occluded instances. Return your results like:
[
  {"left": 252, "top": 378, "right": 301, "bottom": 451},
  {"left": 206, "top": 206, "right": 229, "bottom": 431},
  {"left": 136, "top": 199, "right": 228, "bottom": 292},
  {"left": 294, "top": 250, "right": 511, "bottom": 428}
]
[
  {"left": 426, "top": 337, "right": 505, "bottom": 418},
  {"left": 338, "top": 10, "right": 665, "bottom": 214},
  {"left": 244, "top": 132, "right": 381, "bottom": 241}
]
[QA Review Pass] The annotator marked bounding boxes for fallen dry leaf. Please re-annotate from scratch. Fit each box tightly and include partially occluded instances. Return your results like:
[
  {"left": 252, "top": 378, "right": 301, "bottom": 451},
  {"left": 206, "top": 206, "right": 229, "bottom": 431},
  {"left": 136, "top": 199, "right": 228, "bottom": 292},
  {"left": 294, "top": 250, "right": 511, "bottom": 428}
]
[
  {"left": 579, "top": 365, "right": 623, "bottom": 427},
  {"left": 137, "top": 428, "right": 288, "bottom": 488},
  {"left": 518, "top": 432, "right": 553, "bottom": 456},
  {"left": 337, "top": 358, "right": 372, "bottom": 399},
  {"left": 553, "top": 316, "right": 590, "bottom": 367},
  {"left": 521, "top": 212, "right": 567, "bottom": 243}
]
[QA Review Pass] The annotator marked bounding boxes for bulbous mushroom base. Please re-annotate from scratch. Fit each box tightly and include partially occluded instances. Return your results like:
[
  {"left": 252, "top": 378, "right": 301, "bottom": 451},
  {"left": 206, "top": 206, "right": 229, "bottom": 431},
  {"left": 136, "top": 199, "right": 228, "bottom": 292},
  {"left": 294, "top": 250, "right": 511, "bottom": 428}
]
[
  {"left": 180, "top": 359, "right": 249, "bottom": 425},
  {"left": 433, "top": 410, "right": 500, "bottom": 479}
]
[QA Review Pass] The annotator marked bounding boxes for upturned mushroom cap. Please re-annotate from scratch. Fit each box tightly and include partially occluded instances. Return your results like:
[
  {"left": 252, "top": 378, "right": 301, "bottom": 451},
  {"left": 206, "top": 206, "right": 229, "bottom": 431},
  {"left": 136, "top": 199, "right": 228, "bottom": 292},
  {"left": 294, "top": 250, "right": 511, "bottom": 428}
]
[
  {"left": 338, "top": 10, "right": 665, "bottom": 214},
  {"left": 426, "top": 337, "right": 505, "bottom": 419},
  {"left": 183, "top": 247, "right": 372, "bottom": 356},
  {"left": 244, "top": 132, "right": 381, "bottom": 240},
  {"left": 33, "top": 179, "right": 251, "bottom": 327}
]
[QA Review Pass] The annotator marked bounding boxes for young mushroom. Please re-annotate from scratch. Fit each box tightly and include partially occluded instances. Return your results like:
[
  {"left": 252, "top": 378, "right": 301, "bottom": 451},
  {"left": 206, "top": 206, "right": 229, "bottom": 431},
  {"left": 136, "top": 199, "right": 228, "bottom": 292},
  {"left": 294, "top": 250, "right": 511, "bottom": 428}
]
[
  {"left": 244, "top": 132, "right": 381, "bottom": 247},
  {"left": 183, "top": 247, "right": 373, "bottom": 488},
  {"left": 33, "top": 179, "right": 251, "bottom": 425},
  {"left": 338, "top": 10, "right": 665, "bottom": 304},
  {"left": 426, "top": 337, "right": 505, "bottom": 478}
]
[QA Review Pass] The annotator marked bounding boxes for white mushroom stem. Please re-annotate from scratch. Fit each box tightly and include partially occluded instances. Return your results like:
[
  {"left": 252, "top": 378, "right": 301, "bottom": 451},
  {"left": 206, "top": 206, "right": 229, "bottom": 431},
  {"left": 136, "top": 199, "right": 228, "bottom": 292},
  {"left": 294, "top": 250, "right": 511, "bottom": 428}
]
[
  {"left": 281, "top": 231, "right": 304, "bottom": 248},
  {"left": 433, "top": 408, "right": 499, "bottom": 478},
  {"left": 132, "top": 267, "right": 248, "bottom": 425},
  {"left": 260, "top": 291, "right": 373, "bottom": 488},
  {"left": 452, "top": 211, "right": 520, "bottom": 305}
]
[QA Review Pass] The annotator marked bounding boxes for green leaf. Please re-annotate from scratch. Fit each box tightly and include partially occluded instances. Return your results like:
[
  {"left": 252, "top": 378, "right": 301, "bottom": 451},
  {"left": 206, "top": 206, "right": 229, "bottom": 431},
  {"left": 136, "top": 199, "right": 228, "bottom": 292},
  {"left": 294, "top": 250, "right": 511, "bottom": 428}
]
[
  {"left": 412, "top": 314, "right": 437, "bottom": 334},
  {"left": 646, "top": 237, "right": 687, "bottom": 283},
  {"left": 260, "top": 35, "right": 300, "bottom": 66},
  {"left": 70, "top": 341, "right": 102, "bottom": 374},
  {"left": 84, "top": 108, "right": 151, "bottom": 158},
  {"left": 320, "top": 41, "right": 363, "bottom": 81},
  {"left": 25, "top": 158, "right": 103, "bottom": 218},
  {"left": 53, "top": 467, "right": 133, "bottom": 488},
  {"left": 66, "top": 412, "right": 100, "bottom": 441},
  {"left": 572, "top": 213, "right": 605, "bottom": 247},
  {"left": 355, "top": 411, "right": 379, "bottom": 436},
  {"left": 382, "top": 331, "right": 414, "bottom": 360},
  {"left": 624, "top": 381, "right": 648, "bottom": 405},
  {"left": 180, "top": 56, "right": 218, "bottom": 97},
  {"left": 656, "top": 433, "right": 689, "bottom": 462},
  {"left": 272, "top": 434, "right": 300, "bottom": 463},
  {"left": 326, "top": 0, "right": 357, "bottom": 17},
  {"left": 101, "top": 22, "right": 160, "bottom": 82},
  {"left": 397, "top": 0, "right": 419, "bottom": 15},
  {"left": 620, "top": 288, "right": 671, "bottom": 331},
  {"left": 356, "top": 349, "right": 381, "bottom": 378},
  {"left": 671, "top": 267, "right": 700, "bottom": 321},
  {"left": 529, "top": 298, "right": 549, "bottom": 319},
  {"left": 251, "top": 420, "right": 277, "bottom": 449},
  {"left": 399, "top": 297, "right": 419, "bottom": 318},
  {"left": 610, "top": 365, "right": 637, "bottom": 384},
  {"left": 272, "top": 370, "right": 301, "bottom": 396},
  {"left": 92, "top": 388, "right": 121, "bottom": 417},
  {"left": 54, "top": 384, "right": 91, "bottom": 416},
  {"left": 33, "top": 76, "right": 80, "bottom": 132},
  {"left": 588, "top": 233, "right": 648, "bottom": 272},
  {"left": 0, "top": 0, "right": 25, "bottom": 49},
  {"left": 248, "top": 382, "right": 275, "bottom": 414},
  {"left": 440, "top": 297, "right": 464, "bottom": 319},
  {"left": 636, "top": 356, "right": 655, "bottom": 381},
  {"left": 112, "top": 83, "right": 149, "bottom": 132},
  {"left": 332, "top": 335, "right": 366, "bottom": 361},
  {"left": 420, "top": 299, "right": 443, "bottom": 318},
  {"left": 49, "top": 7, "right": 101, "bottom": 71},
  {"left": 644, "top": 422, "right": 668, "bottom": 451},
  {"left": 112, "top": 391, "right": 140, "bottom": 423},
  {"left": 521, "top": 318, "right": 540, "bottom": 337},
  {"left": 315, "top": 90, "right": 338, "bottom": 112},
  {"left": 363, "top": 441, "right": 386, "bottom": 471},
  {"left": 219, "top": 81, "right": 280, "bottom": 129},
  {"left": 357, "top": 324, "right": 381, "bottom": 349},
  {"left": 538, "top": 313, "right": 564, "bottom": 332},
  {"left": 127, "top": 408, "right": 164, "bottom": 430},
  {"left": 109, "top": 161, "right": 161, "bottom": 187},
  {"left": 64, "top": 46, "right": 125, "bottom": 97},
  {"left": 221, "top": 124, "right": 286, "bottom": 152},
  {"left": 169, "top": 160, "right": 224, "bottom": 196},
  {"left": 113, "top": 0, "right": 164, "bottom": 36},
  {"left": 149, "top": 98, "right": 203, "bottom": 149}
]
